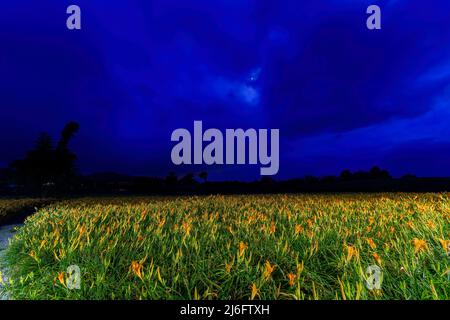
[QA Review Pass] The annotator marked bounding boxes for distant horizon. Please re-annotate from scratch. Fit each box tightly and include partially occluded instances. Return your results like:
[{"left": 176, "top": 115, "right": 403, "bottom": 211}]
[
  {"left": 3, "top": 144, "right": 450, "bottom": 182},
  {"left": 5, "top": 165, "right": 447, "bottom": 182},
  {"left": 79, "top": 170, "right": 450, "bottom": 181}
]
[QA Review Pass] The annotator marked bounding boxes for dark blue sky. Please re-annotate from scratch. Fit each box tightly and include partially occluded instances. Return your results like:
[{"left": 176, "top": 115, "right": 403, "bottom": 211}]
[{"left": 1, "top": 0, "right": 450, "bottom": 180}]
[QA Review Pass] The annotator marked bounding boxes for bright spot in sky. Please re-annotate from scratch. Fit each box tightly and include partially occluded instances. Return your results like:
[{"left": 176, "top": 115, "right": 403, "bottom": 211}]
[
  {"left": 248, "top": 67, "right": 262, "bottom": 82},
  {"left": 209, "top": 70, "right": 261, "bottom": 107}
]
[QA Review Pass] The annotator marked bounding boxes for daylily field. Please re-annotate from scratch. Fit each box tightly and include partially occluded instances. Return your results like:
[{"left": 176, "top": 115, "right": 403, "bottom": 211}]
[{"left": 0, "top": 194, "right": 449, "bottom": 300}]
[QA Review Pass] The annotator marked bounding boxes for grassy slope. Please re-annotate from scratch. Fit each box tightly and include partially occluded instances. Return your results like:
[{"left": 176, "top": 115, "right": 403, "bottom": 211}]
[{"left": 0, "top": 199, "right": 54, "bottom": 225}]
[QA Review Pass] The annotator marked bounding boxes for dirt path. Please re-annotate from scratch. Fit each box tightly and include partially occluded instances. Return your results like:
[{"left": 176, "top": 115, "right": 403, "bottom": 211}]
[{"left": 0, "top": 223, "right": 22, "bottom": 300}]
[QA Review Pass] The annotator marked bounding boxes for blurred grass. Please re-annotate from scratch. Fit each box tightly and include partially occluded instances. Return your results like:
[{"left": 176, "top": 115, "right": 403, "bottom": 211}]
[{"left": 0, "top": 199, "right": 54, "bottom": 225}]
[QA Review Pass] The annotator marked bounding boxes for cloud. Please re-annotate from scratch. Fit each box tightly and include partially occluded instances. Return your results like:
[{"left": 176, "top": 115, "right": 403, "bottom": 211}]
[
  {"left": 260, "top": 1, "right": 450, "bottom": 137},
  {"left": 2, "top": 0, "right": 450, "bottom": 178},
  {"left": 208, "top": 76, "right": 260, "bottom": 106}
]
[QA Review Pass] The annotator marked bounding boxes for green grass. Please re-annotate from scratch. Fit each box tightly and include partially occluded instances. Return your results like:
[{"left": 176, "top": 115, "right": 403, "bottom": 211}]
[
  {"left": 0, "top": 199, "right": 53, "bottom": 225},
  {"left": 1, "top": 194, "right": 449, "bottom": 300}
]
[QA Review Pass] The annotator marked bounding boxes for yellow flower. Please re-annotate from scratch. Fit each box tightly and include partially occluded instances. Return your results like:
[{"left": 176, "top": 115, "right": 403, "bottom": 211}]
[
  {"left": 239, "top": 242, "right": 247, "bottom": 257},
  {"left": 57, "top": 272, "right": 66, "bottom": 287},
  {"left": 287, "top": 273, "right": 296, "bottom": 287},
  {"left": 366, "top": 238, "right": 377, "bottom": 250},
  {"left": 39, "top": 239, "right": 47, "bottom": 249},
  {"left": 182, "top": 221, "right": 192, "bottom": 236},
  {"left": 372, "top": 252, "right": 382, "bottom": 265},
  {"left": 268, "top": 223, "right": 276, "bottom": 235},
  {"left": 346, "top": 245, "right": 359, "bottom": 262},
  {"left": 157, "top": 217, "right": 166, "bottom": 229},
  {"left": 439, "top": 239, "right": 449, "bottom": 254},
  {"left": 78, "top": 226, "right": 85, "bottom": 236},
  {"left": 263, "top": 261, "right": 275, "bottom": 279},
  {"left": 426, "top": 220, "right": 435, "bottom": 229},
  {"left": 29, "top": 250, "right": 38, "bottom": 261},
  {"left": 295, "top": 224, "right": 303, "bottom": 235},
  {"left": 412, "top": 238, "right": 428, "bottom": 254},
  {"left": 296, "top": 261, "right": 304, "bottom": 276},
  {"left": 225, "top": 262, "right": 233, "bottom": 273},
  {"left": 250, "top": 283, "right": 258, "bottom": 300},
  {"left": 130, "top": 261, "right": 144, "bottom": 279}
]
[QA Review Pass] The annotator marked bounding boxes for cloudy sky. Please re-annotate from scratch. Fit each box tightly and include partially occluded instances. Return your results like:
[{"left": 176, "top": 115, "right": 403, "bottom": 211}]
[{"left": 1, "top": 0, "right": 450, "bottom": 180}]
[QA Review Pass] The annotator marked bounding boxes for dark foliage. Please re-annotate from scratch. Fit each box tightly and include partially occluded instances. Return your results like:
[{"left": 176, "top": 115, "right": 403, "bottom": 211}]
[{"left": 8, "top": 122, "right": 79, "bottom": 195}]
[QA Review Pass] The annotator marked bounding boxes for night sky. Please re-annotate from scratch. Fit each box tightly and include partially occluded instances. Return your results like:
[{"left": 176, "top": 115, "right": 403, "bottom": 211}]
[{"left": 1, "top": 1, "right": 450, "bottom": 180}]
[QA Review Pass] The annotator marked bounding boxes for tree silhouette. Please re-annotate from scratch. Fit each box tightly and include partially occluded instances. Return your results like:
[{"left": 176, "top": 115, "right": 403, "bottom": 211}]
[
  {"left": 165, "top": 172, "right": 178, "bottom": 185},
  {"left": 11, "top": 133, "right": 55, "bottom": 189},
  {"left": 180, "top": 173, "right": 196, "bottom": 185},
  {"left": 199, "top": 171, "right": 208, "bottom": 183},
  {"left": 369, "top": 166, "right": 391, "bottom": 179},
  {"left": 57, "top": 122, "right": 80, "bottom": 150},
  {"left": 10, "top": 122, "right": 80, "bottom": 193},
  {"left": 54, "top": 122, "right": 80, "bottom": 185},
  {"left": 340, "top": 169, "right": 352, "bottom": 180}
]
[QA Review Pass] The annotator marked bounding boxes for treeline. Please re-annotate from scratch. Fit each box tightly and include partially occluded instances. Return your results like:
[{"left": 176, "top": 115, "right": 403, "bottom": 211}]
[
  {"left": 1, "top": 122, "right": 450, "bottom": 196},
  {"left": 70, "top": 169, "right": 450, "bottom": 195},
  {"left": 2, "top": 166, "right": 450, "bottom": 196}
]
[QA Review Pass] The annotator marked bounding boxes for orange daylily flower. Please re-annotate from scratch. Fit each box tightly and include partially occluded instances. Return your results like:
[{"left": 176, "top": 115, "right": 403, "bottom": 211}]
[
  {"left": 426, "top": 220, "right": 435, "bottom": 229},
  {"left": 263, "top": 261, "right": 276, "bottom": 279},
  {"left": 57, "top": 272, "right": 66, "bottom": 287},
  {"left": 157, "top": 218, "right": 166, "bottom": 229},
  {"left": 250, "top": 283, "right": 258, "bottom": 300},
  {"left": 439, "top": 239, "right": 449, "bottom": 255},
  {"left": 239, "top": 242, "right": 247, "bottom": 257},
  {"left": 130, "top": 261, "right": 144, "bottom": 279},
  {"left": 366, "top": 238, "right": 377, "bottom": 250},
  {"left": 287, "top": 273, "right": 297, "bottom": 287},
  {"left": 295, "top": 224, "right": 303, "bottom": 235},
  {"left": 412, "top": 238, "right": 428, "bottom": 254},
  {"left": 182, "top": 221, "right": 192, "bottom": 236},
  {"left": 346, "top": 245, "right": 359, "bottom": 262},
  {"left": 269, "top": 223, "right": 276, "bottom": 235},
  {"left": 372, "top": 252, "right": 382, "bottom": 265}
]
